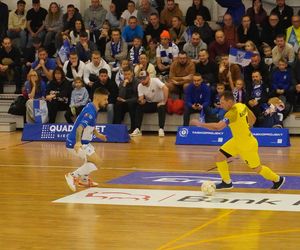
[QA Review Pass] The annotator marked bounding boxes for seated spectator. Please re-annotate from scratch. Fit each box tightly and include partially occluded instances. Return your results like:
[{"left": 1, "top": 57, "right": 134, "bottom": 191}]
[
  {"left": 61, "top": 4, "right": 82, "bottom": 37},
  {"left": 160, "top": 0, "right": 183, "bottom": 29},
  {"left": 195, "top": 49, "right": 218, "bottom": 88},
  {"left": 69, "top": 19, "right": 90, "bottom": 46},
  {"left": 222, "top": 13, "right": 238, "bottom": 47},
  {"left": 96, "top": 21, "right": 111, "bottom": 57},
  {"left": 0, "top": 37, "right": 22, "bottom": 93},
  {"left": 7, "top": 0, "right": 27, "bottom": 51},
  {"left": 106, "top": 2, "right": 120, "bottom": 28},
  {"left": 156, "top": 30, "right": 179, "bottom": 77},
  {"left": 114, "top": 67, "right": 139, "bottom": 132},
  {"left": 130, "top": 70, "right": 168, "bottom": 137},
  {"left": 25, "top": 0, "right": 48, "bottom": 48},
  {"left": 129, "top": 37, "right": 145, "bottom": 66},
  {"left": 292, "top": 48, "right": 300, "bottom": 111},
  {"left": 120, "top": 1, "right": 138, "bottom": 29},
  {"left": 208, "top": 30, "right": 230, "bottom": 63},
  {"left": 206, "top": 82, "right": 226, "bottom": 122},
  {"left": 183, "top": 73, "right": 211, "bottom": 126},
  {"left": 246, "top": 0, "right": 267, "bottom": 30},
  {"left": 122, "top": 16, "right": 144, "bottom": 47},
  {"left": 83, "top": 0, "right": 107, "bottom": 43},
  {"left": 65, "top": 77, "right": 89, "bottom": 123},
  {"left": 105, "top": 28, "right": 128, "bottom": 68},
  {"left": 137, "top": 0, "right": 158, "bottom": 29},
  {"left": 185, "top": 14, "right": 214, "bottom": 45},
  {"left": 218, "top": 54, "right": 241, "bottom": 90},
  {"left": 112, "top": 0, "right": 132, "bottom": 21},
  {"left": 271, "top": 0, "right": 293, "bottom": 31},
  {"left": 166, "top": 51, "right": 195, "bottom": 95},
  {"left": 261, "top": 13, "right": 283, "bottom": 48},
  {"left": 144, "top": 12, "right": 166, "bottom": 44},
  {"left": 46, "top": 67, "right": 72, "bottom": 123},
  {"left": 75, "top": 31, "right": 97, "bottom": 63},
  {"left": 183, "top": 31, "right": 207, "bottom": 64},
  {"left": 169, "top": 16, "right": 187, "bottom": 50},
  {"left": 134, "top": 53, "right": 156, "bottom": 78},
  {"left": 262, "top": 45, "right": 274, "bottom": 72},
  {"left": 91, "top": 68, "right": 118, "bottom": 124},
  {"left": 232, "top": 78, "right": 247, "bottom": 103},
  {"left": 115, "top": 59, "right": 130, "bottom": 86},
  {"left": 145, "top": 38, "right": 158, "bottom": 66},
  {"left": 31, "top": 47, "right": 56, "bottom": 82},
  {"left": 286, "top": 15, "right": 300, "bottom": 52},
  {"left": 272, "top": 34, "right": 295, "bottom": 67},
  {"left": 150, "top": 0, "right": 165, "bottom": 14},
  {"left": 237, "top": 15, "right": 260, "bottom": 48},
  {"left": 244, "top": 40, "right": 258, "bottom": 53},
  {"left": 84, "top": 50, "right": 111, "bottom": 92},
  {"left": 63, "top": 51, "right": 85, "bottom": 82},
  {"left": 44, "top": 2, "right": 63, "bottom": 53},
  {"left": 215, "top": 0, "right": 245, "bottom": 26},
  {"left": 185, "top": 0, "right": 211, "bottom": 27},
  {"left": 24, "top": 69, "right": 47, "bottom": 123}
]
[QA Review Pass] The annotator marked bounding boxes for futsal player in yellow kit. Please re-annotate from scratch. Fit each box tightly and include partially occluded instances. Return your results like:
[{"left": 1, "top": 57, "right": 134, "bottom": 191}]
[{"left": 191, "top": 91, "right": 285, "bottom": 190}]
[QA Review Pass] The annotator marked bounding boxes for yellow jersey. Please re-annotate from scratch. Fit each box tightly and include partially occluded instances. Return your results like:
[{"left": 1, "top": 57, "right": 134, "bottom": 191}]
[{"left": 223, "top": 103, "right": 253, "bottom": 141}]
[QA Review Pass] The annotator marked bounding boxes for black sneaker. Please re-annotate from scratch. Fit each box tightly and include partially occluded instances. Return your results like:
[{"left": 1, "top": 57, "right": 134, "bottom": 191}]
[
  {"left": 216, "top": 181, "right": 233, "bottom": 190},
  {"left": 271, "top": 176, "right": 285, "bottom": 190}
]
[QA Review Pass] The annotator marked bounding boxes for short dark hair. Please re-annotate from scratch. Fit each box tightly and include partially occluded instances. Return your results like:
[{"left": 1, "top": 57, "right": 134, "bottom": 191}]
[
  {"left": 94, "top": 87, "right": 109, "bottom": 96},
  {"left": 17, "top": 0, "right": 26, "bottom": 5},
  {"left": 123, "top": 67, "right": 132, "bottom": 73},
  {"left": 79, "top": 31, "right": 88, "bottom": 38},
  {"left": 220, "top": 90, "right": 234, "bottom": 101},
  {"left": 67, "top": 4, "right": 75, "bottom": 8},
  {"left": 99, "top": 68, "right": 108, "bottom": 75},
  {"left": 276, "top": 34, "right": 286, "bottom": 40}
]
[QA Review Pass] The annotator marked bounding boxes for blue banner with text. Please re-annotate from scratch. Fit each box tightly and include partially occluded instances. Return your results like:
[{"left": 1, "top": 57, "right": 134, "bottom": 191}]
[
  {"left": 176, "top": 126, "right": 290, "bottom": 147},
  {"left": 22, "top": 123, "right": 130, "bottom": 143}
]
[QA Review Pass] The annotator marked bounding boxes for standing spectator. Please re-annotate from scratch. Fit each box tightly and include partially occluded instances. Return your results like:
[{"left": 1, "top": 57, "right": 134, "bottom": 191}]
[
  {"left": 271, "top": 0, "right": 294, "bottom": 31},
  {"left": 31, "top": 47, "right": 56, "bottom": 82},
  {"left": 63, "top": 52, "right": 85, "bottom": 82},
  {"left": 185, "top": 0, "right": 211, "bottom": 27},
  {"left": 183, "top": 31, "right": 207, "bottom": 64},
  {"left": 218, "top": 54, "right": 241, "bottom": 90},
  {"left": 144, "top": 13, "right": 166, "bottom": 44},
  {"left": 130, "top": 70, "right": 168, "bottom": 137},
  {"left": 216, "top": 0, "right": 245, "bottom": 26},
  {"left": 160, "top": 0, "right": 183, "bottom": 29},
  {"left": 137, "top": 0, "right": 158, "bottom": 30},
  {"left": 169, "top": 16, "right": 187, "bottom": 50},
  {"left": 114, "top": 67, "right": 139, "bottom": 133},
  {"left": 120, "top": 1, "right": 138, "bottom": 29},
  {"left": 134, "top": 53, "right": 156, "bottom": 78},
  {"left": 195, "top": 49, "right": 218, "bottom": 88},
  {"left": 122, "top": 16, "right": 144, "bottom": 46},
  {"left": 44, "top": 2, "right": 63, "bottom": 52},
  {"left": 105, "top": 28, "right": 128, "bottom": 67},
  {"left": 272, "top": 34, "right": 295, "bottom": 67},
  {"left": 91, "top": 68, "right": 118, "bottom": 124},
  {"left": 261, "top": 13, "right": 284, "bottom": 48},
  {"left": 106, "top": 2, "right": 120, "bottom": 29},
  {"left": 70, "top": 19, "right": 90, "bottom": 46},
  {"left": 286, "top": 15, "right": 300, "bottom": 52},
  {"left": 237, "top": 15, "right": 260, "bottom": 48},
  {"left": 7, "top": 0, "right": 27, "bottom": 51},
  {"left": 183, "top": 73, "right": 211, "bottom": 126},
  {"left": 84, "top": 0, "right": 107, "bottom": 43},
  {"left": 156, "top": 30, "right": 179, "bottom": 76},
  {"left": 129, "top": 37, "right": 145, "bottom": 66},
  {"left": 65, "top": 77, "right": 89, "bottom": 123},
  {"left": 166, "top": 50, "right": 195, "bottom": 95},
  {"left": 222, "top": 13, "right": 238, "bottom": 48},
  {"left": 46, "top": 67, "right": 72, "bottom": 123},
  {"left": 26, "top": 0, "right": 48, "bottom": 48},
  {"left": 208, "top": 30, "right": 230, "bottom": 63},
  {"left": 0, "top": 37, "right": 22, "bottom": 93},
  {"left": 246, "top": 0, "right": 267, "bottom": 30},
  {"left": 0, "top": 1, "right": 8, "bottom": 41},
  {"left": 75, "top": 31, "right": 97, "bottom": 63}
]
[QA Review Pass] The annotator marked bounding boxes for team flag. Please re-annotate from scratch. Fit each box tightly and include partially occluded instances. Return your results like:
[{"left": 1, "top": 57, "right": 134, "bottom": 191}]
[
  {"left": 288, "top": 28, "right": 300, "bottom": 53},
  {"left": 229, "top": 47, "right": 253, "bottom": 67}
]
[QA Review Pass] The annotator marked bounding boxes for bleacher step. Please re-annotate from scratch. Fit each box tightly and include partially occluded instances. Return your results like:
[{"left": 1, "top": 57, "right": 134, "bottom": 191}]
[
  {"left": 0, "top": 122, "right": 16, "bottom": 132},
  {"left": 0, "top": 113, "right": 24, "bottom": 128}
]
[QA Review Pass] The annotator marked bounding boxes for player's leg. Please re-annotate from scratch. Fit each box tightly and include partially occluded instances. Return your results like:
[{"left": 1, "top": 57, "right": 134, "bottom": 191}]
[{"left": 215, "top": 139, "right": 238, "bottom": 189}]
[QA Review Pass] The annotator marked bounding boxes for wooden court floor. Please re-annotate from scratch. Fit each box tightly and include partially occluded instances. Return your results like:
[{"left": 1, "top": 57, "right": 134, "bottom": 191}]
[{"left": 1, "top": 131, "right": 300, "bottom": 250}]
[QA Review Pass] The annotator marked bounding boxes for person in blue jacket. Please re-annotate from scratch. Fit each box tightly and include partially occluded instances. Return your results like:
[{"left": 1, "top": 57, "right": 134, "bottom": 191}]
[{"left": 216, "top": 0, "right": 245, "bottom": 26}]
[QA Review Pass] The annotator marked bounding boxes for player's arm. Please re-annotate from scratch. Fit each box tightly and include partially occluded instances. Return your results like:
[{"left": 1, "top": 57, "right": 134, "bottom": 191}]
[
  {"left": 190, "top": 119, "right": 227, "bottom": 131},
  {"left": 246, "top": 107, "right": 256, "bottom": 127},
  {"left": 74, "top": 125, "right": 84, "bottom": 152},
  {"left": 93, "top": 128, "right": 107, "bottom": 142}
]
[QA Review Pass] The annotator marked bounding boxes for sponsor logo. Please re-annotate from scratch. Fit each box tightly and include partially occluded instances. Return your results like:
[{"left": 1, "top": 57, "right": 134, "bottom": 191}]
[
  {"left": 53, "top": 188, "right": 300, "bottom": 212},
  {"left": 179, "top": 128, "right": 189, "bottom": 137}
]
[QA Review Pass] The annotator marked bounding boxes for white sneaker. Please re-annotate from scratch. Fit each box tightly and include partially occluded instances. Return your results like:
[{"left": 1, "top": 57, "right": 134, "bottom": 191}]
[
  {"left": 65, "top": 173, "right": 77, "bottom": 192},
  {"left": 158, "top": 128, "right": 165, "bottom": 137},
  {"left": 130, "top": 128, "right": 142, "bottom": 137}
]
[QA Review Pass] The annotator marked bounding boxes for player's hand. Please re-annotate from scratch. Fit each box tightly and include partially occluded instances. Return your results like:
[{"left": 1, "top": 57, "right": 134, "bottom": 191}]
[
  {"left": 74, "top": 142, "right": 82, "bottom": 153},
  {"left": 99, "top": 134, "right": 107, "bottom": 142}
]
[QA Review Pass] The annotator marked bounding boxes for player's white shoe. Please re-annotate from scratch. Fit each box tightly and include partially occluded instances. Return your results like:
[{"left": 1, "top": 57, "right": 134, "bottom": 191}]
[{"left": 65, "top": 173, "right": 77, "bottom": 192}]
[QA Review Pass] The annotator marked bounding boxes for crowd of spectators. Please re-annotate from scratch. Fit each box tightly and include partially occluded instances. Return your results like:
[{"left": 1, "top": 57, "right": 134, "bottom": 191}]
[{"left": 2, "top": 0, "right": 300, "bottom": 135}]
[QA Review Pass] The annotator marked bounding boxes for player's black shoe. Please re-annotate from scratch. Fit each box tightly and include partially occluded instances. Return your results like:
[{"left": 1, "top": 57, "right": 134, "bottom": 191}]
[
  {"left": 216, "top": 181, "right": 233, "bottom": 190},
  {"left": 271, "top": 176, "right": 285, "bottom": 190}
]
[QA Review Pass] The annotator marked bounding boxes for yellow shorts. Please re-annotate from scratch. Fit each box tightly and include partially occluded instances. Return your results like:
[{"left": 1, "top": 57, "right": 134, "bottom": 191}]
[{"left": 220, "top": 138, "right": 261, "bottom": 168}]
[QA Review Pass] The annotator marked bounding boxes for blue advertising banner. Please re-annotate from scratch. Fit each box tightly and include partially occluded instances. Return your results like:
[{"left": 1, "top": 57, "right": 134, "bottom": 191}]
[
  {"left": 176, "top": 127, "right": 290, "bottom": 147},
  {"left": 21, "top": 123, "right": 130, "bottom": 143}
]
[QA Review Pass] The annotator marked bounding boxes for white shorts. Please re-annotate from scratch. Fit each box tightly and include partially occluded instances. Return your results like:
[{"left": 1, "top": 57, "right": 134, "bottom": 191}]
[{"left": 67, "top": 143, "right": 95, "bottom": 160}]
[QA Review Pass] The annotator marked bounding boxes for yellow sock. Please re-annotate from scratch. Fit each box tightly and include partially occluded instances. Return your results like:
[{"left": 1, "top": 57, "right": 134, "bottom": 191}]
[
  {"left": 259, "top": 165, "right": 280, "bottom": 182},
  {"left": 216, "top": 160, "right": 231, "bottom": 183}
]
